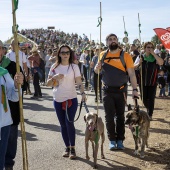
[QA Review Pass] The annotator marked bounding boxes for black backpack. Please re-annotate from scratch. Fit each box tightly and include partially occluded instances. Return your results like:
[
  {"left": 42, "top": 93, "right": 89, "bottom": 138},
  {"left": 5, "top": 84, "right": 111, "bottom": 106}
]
[
  {"left": 101, "top": 49, "right": 126, "bottom": 70},
  {"left": 39, "top": 58, "right": 45, "bottom": 70}
]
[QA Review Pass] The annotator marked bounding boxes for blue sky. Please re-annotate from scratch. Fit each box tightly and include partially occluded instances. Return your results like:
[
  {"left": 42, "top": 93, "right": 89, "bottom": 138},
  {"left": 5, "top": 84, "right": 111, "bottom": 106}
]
[{"left": 0, "top": 0, "right": 170, "bottom": 44}]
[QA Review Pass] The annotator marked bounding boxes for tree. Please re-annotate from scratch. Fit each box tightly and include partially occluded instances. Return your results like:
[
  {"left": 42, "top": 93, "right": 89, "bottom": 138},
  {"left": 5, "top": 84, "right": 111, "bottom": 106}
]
[{"left": 151, "top": 34, "right": 161, "bottom": 46}]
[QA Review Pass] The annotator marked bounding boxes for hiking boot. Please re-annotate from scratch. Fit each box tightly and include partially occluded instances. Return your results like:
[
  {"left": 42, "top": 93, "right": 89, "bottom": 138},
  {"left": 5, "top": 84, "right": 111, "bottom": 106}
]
[
  {"left": 117, "top": 140, "right": 125, "bottom": 150},
  {"left": 109, "top": 141, "right": 117, "bottom": 150},
  {"left": 62, "top": 147, "right": 70, "bottom": 157},
  {"left": 69, "top": 148, "right": 76, "bottom": 159}
]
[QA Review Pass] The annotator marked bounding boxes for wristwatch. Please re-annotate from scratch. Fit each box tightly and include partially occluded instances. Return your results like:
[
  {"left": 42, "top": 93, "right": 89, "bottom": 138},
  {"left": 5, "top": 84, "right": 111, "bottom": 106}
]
[{"left": 133, "top": 88, "right": 138, "bottom": 92}]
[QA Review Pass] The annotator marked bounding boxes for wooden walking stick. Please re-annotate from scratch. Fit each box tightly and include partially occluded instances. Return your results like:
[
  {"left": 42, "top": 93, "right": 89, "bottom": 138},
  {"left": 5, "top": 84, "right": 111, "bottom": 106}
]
[
  {"left": 11, "top": 0, "right": 29, "bottom": 169},
  {"left": 138, "top": 13, "right": 144, "bottom": 108},
  {"left": 96, "top": 2, "right": 102, "bottom": 114},
  {"left": 122, "top": 16, "right": 129, "bottom": 51}
]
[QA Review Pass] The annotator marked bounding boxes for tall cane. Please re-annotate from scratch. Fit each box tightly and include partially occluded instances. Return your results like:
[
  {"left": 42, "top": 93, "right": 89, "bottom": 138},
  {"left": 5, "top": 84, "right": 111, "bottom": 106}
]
[
  {"left": 122, "top": 16, "right": 129, "bottom": 49},
  {"left": 138, "top": 13, "right": 144, "bottom": 108},
  {"left": 97, "top": 2, "right": 102, "bottom": 115},
  {"left": 11, "top": 1, "right": 29, "bottom": 169}
]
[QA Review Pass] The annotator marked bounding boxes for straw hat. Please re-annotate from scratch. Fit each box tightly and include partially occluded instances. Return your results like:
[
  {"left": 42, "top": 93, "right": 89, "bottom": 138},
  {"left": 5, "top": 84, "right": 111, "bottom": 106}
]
[{"left": 30, "top": 46, "right": 38, "bottom": 53}]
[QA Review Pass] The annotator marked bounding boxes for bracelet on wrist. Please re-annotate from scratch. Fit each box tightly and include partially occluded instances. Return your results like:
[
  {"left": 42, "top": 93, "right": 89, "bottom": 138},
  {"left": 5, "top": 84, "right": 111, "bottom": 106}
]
[{"left": 133, "top": 88, "right": 138, "bottom": 92}]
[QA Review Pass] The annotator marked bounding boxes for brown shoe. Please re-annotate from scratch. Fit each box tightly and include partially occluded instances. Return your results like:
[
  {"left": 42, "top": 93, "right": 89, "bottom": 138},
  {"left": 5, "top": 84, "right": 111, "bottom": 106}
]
[
  {"left": 69, "top": 148, "right": 76, "bottom": 159},
  {"left": 62, "top": 147, "right": 70, "bottom": 157}
]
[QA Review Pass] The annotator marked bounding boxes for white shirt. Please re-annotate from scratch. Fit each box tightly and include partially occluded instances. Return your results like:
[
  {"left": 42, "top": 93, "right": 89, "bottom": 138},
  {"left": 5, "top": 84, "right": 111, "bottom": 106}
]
[
  {"left": 154, "top": 49, "right": 160, "bottom": 55},
  {"left": 6, "top": 50, "right": 27, "bottom": 71},
  {"left": 45, "top": 55, "right": 52, "bottom": 68},
  {"left": 49, "top": 64, "right": 81, "bottom": 102},
  {"left": 0, "top": 73, "right": 19, "bottom": 140}
]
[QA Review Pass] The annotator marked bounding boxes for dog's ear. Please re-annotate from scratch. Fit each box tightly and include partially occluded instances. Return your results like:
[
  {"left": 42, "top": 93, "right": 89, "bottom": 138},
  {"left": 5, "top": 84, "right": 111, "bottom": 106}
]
[
  {"left": 93, "top": 113, "right": 98, "bottom": 122},
  {"left": 84, "top": 115, "right": 87, "bottom": 122},
  {"left": 128, "top": 104, "right": 132, "bottom": 111},
  {"left": 134, "top": 105, "right": 139, "bottom": 115}
]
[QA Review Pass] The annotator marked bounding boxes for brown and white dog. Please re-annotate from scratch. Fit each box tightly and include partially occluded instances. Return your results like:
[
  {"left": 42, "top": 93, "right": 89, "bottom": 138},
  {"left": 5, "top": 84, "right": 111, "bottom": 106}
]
[
  {"left": 84, "top": 112, "right": 105, "bottom": 169},
  {"left": 125, "top": 104, "right": 150, "bottom": 158}
]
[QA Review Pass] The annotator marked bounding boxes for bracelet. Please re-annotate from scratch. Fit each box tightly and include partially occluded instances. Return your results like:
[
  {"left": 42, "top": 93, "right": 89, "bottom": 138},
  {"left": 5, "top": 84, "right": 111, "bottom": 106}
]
[
  {"left": 81, "top": 92, "right": 86, "bottom": 95},
  {"left": 133, "top": 88, "right": 138, "bottom": 92}
]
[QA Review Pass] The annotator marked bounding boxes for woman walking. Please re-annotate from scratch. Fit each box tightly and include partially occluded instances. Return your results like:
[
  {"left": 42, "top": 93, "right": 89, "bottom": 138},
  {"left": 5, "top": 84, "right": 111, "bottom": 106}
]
[
  {"left": 134, "top": 42, "right": 163, "bottom": 120},
  {"left": 47, "top": 44, "right": 86, "bottom": 159}
]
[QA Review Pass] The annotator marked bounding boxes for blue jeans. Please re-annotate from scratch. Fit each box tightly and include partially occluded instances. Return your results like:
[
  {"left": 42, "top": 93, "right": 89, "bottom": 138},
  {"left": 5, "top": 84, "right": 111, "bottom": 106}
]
[
  {"left": 53, "top": 98, "right": 78, "bottom": 147},
  {"left": 159, "top": 87, "right": 166, "bottom": 96},
  {"left": 168, "top": 82, "right": 170, "bottom": 93},
  {"left": 45, "top": 67, "right": 50, "bottom": 82},
  {"left": 0, "top": 125, "right": 11, "bottom": 170},
  {"left": 5, "top": 125, "right": 18, "bottom": 168}
]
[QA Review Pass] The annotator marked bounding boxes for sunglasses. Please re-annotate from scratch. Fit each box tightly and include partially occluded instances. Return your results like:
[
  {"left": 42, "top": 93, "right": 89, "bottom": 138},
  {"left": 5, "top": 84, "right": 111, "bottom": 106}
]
[
  {"left": 146, "top": 46, "right": 153, "bottom": 49},
  {"left": 60, "top": 51, "right": 70, "bottom": 55},
  {"left": 22, "top": 49, "right": 26, "bottom": 50}
]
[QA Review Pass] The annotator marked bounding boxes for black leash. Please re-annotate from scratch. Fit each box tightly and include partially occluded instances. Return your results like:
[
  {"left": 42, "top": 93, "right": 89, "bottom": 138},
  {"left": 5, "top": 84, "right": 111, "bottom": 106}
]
[
  {"left": 83, "top": 101, "right": 89, "bottom": 113},
  {"left": 65, "top": 101, "right": 89, "bottom": 123}
]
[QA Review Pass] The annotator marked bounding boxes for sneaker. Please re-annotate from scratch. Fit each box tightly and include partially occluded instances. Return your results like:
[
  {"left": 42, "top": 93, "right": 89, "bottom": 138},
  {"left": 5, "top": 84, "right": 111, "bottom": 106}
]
[
  {"left": 30, "top": 95, "right": 39, "bottom": 99},
  {"left": 62, "top": 147, "right": 70, "bottom": 157},
  {"left": 117, "top": 140, "right": 125, "bottom": 150},
  {"left": 69, "top": 148, "right": 76, "bottom": 159},
  {"left": 149, "top": 116, "right": 153, "bottom": 121},
  {"left": 109, "top": 141, "right": 117, "bottom": 150},
  {"left": 100, "top": 99, "right": 103, "bottom": 103},
  {"left": 38, "top": 95, "right": 43, "bottom": 98}
]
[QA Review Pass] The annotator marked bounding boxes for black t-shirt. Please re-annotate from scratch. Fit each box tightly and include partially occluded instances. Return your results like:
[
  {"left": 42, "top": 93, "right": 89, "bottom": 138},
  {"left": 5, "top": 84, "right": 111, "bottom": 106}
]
[{"left": 132, "top": 50, "right": 140, "bottom": 62}]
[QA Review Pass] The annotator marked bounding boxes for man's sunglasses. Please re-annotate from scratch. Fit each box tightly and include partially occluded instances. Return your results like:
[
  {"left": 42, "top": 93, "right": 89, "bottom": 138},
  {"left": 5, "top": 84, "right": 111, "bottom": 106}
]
[{"left": 60, "top": 51, "right": 70, "bottom": 55}]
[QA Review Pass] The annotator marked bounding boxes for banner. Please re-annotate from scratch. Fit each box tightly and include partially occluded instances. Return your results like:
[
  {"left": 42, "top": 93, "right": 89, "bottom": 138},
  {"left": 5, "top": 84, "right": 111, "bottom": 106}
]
[
  {"left": 153, "top": 28, "right": 170, "bottom": 50},
  {"left": 166, "top": 27, "right": 170, "bottom": 32}
]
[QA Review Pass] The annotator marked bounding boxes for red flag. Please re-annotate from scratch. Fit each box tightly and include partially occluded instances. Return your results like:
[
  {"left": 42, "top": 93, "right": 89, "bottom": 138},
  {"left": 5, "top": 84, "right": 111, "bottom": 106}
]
[
  {"left": 166, "top": 27, "right": 170, "bottom": 32},
  {"left": 153, "top": 28, "right": 170, "bottom": 50}
]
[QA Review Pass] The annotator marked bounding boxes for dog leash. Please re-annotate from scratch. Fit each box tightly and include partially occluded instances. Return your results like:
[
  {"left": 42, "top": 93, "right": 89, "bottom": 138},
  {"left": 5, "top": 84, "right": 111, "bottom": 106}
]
[
  {"left": 65, "top": 100, "right": 83, "bottom": 123},
  {"left": 65, "top": 101, "right": 89, "bottom": 123},
  {"left": 83, "top": 101, "right": 90, "bottom": 113}
]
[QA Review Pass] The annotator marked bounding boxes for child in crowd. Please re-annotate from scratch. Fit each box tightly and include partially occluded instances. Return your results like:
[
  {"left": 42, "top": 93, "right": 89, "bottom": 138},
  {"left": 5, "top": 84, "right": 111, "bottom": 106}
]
[{"left": 158, "top": 69, "right": 167, "bottom": 98}]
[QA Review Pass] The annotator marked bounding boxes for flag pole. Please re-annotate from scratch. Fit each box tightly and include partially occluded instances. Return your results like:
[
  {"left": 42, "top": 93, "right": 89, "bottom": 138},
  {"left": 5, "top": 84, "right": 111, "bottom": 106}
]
[
  {"left": 138, "top": 13, "right": 144, "bottom": 108},
  {"left": 11, "top": 1, "right": 29, "bottom": 169}
]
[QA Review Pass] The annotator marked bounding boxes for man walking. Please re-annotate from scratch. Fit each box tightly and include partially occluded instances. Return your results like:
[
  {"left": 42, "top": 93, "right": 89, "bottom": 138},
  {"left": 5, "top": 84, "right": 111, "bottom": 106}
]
[{"left": 95, "top": 33, "right": 138, "bottom": 150}]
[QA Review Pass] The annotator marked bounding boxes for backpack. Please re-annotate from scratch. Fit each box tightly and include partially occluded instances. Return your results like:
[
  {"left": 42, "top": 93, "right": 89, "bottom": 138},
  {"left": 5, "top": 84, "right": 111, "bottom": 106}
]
[
  {"left": 101, "top": 49, "right": 126, "bottom": 70},
  {"left": 39, "top": 58, "right": 45, "bottom": 70}
]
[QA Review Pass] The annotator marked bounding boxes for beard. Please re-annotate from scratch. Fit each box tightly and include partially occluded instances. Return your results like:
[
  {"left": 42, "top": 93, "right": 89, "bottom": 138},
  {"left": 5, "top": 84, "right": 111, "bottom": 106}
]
[{"left": 109, "top": 43, "right": 118, "bottom": 51}]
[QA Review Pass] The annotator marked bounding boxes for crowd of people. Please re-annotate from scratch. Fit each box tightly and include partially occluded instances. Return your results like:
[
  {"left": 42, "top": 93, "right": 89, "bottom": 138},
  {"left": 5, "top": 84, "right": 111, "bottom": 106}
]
[{"left": 0, "top": 28, "right": 170, "bottom": 169}]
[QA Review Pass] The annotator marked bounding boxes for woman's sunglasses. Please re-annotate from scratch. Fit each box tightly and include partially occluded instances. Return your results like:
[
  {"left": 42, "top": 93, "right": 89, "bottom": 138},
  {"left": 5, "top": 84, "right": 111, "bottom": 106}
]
[{"left": 60, "top": 51, "right": 70, "bottom": 55}]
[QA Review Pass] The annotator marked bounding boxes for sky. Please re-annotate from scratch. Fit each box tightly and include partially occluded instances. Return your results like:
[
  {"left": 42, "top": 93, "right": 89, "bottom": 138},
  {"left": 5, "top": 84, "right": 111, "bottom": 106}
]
[{"left": 0, "top": 0, "right": 170, "bottom": 44}]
